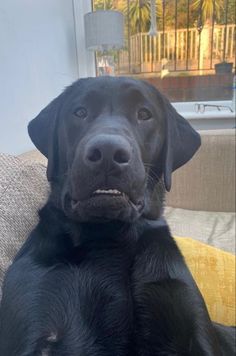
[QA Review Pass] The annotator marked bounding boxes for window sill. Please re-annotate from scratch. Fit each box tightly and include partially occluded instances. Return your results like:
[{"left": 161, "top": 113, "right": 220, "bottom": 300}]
[{"left": 173, "top": 100, "right": 235, "bottom": 121}]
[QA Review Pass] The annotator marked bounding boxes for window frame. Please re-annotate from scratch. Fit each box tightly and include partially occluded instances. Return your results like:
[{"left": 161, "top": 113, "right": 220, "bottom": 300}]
[{"left": 72, "top": 0, "right": 96, "bottom": 78}]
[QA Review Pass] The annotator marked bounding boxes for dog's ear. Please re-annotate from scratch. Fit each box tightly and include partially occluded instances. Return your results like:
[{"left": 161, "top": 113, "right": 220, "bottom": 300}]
[
  {"left": 28, "top": 94, "right": 63, "bottom": 181},
  {"left": 162, "top": 98, "right": 201, "bottom": 191}
]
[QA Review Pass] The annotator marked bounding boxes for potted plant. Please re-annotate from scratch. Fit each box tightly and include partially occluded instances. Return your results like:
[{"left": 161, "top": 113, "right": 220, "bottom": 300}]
[
  {"left": 214, "top": 40, "right": 233, "bottom": 74},
  {"left": 215, "top": 60, "right": 233, "bottom": 74}
]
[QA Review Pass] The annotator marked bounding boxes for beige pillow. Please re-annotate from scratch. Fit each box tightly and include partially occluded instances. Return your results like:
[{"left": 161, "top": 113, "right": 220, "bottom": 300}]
[{"left": 0, "top": 153, "right": 49, "bottom": 292}]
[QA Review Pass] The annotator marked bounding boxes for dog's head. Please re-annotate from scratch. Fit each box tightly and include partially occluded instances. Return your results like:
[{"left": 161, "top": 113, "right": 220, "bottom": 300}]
[{"left": 28, "top": 77, "right": 200, "bottom": 223}]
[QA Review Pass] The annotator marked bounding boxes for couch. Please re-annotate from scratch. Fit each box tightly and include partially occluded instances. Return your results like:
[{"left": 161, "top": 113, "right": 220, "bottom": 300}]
[{"left": 0, "top": 129, "right": 235, "bottom": 326}]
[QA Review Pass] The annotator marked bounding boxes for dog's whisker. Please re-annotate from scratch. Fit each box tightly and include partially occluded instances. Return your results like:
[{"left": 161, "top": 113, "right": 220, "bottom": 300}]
[
  {"left": 146, "top": 169, "right": 165, "bottom": 189},
  {"left": 143, "top": 162, "right": 155, "bottom": 168}
]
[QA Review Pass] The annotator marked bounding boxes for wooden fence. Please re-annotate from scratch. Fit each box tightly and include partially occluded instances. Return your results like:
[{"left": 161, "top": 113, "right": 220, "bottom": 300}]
[{"left": 118, "top": 24, "right": 235, "bottom": 74}]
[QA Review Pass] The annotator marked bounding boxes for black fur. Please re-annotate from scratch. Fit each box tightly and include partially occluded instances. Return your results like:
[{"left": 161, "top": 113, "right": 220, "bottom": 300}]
[{"left": 0, "top": 77, "right": 234, "bottom": 355}]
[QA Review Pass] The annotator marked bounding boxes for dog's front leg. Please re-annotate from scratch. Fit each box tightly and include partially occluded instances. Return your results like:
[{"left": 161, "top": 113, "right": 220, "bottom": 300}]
[{"left": 131, "top": 220, "right": 221, "bottom": 356}]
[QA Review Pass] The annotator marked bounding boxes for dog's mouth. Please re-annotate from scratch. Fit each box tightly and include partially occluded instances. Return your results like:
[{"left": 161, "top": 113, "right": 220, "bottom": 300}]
[
  {"left": 67, "top": 188, "right": 144, "bottom": 223},
  {"left": 72, "top": 189, "right": 126, "bottom": 207}
]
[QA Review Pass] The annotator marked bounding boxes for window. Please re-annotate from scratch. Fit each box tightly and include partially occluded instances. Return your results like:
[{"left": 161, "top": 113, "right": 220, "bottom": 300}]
[{"left": 92, "top": 0, "right": 235, "bottom": 114}]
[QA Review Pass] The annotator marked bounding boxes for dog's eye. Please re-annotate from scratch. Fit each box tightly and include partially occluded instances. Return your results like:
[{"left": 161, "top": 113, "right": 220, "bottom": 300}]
[
  {"left": 137, "top": 108, "right": 152, "bottom": 121},
  {"left": 74, "top": 107, "right": 87, "bottom": 119}
]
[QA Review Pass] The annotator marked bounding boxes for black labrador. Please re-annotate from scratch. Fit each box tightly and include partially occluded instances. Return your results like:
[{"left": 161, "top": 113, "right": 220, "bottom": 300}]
[{"left": 0, "top": 77, "right": 234, "bottom": 355}]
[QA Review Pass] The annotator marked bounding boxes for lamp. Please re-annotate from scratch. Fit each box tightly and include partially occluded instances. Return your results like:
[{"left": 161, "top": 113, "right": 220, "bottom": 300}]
[{"left": 84, "top": 10, "right": 124, "bottom": 52}]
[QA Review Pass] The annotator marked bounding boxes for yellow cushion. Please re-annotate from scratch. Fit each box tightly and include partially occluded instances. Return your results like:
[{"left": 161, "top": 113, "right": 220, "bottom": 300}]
[{"left": 175, "top": 237, "right": 235, "bottom": 326}]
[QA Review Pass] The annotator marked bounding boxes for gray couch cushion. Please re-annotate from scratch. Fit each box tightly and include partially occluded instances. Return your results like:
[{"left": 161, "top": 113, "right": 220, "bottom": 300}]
[
  {"left": 0, "top": 153, "right": 49, "bottom": 292},
  {"left": 164, "top": 206, "right": 235, "bottom": 254}
]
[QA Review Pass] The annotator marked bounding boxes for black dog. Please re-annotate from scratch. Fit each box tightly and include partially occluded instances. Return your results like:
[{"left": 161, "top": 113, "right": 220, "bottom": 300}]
[{"left": 0, "top": 77, "right": 234, "bottom": 355}]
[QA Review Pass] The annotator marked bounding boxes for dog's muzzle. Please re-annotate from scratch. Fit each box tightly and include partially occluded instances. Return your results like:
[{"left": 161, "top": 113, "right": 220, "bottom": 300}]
[{"left": 63, "top": 133, "right": 146, "bottom": 223}]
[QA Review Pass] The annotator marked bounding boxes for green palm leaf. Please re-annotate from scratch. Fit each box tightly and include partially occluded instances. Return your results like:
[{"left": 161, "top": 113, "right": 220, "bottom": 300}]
[{"left": 192, "top": 0, "right": 224, "bottom": 23}]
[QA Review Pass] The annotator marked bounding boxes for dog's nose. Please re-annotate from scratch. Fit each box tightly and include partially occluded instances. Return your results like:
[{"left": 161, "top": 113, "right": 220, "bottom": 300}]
[{"left": 84, "top": 135, "right": 131, "bottom": 169}]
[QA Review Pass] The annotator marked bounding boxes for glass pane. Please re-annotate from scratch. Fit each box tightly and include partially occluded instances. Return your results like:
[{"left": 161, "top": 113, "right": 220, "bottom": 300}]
[{"left": 92, "top": 0, "right": 235, "bottom": 103}]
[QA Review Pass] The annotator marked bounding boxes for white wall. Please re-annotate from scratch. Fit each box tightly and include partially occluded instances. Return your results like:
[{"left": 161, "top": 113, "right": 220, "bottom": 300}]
[{"left": 0, "top": 0, "right": 80, "bottom": 155}]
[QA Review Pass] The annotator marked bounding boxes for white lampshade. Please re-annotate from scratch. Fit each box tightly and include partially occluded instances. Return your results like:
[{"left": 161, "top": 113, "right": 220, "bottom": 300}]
[{"left": 84, "top": 10, "right": 124, "bottom": 51}]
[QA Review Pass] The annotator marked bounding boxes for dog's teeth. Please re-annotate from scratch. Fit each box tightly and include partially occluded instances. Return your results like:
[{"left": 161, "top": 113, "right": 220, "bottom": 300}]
[
  {"left": 112, "top": 189, "right": 121, "bottom": 194},
  {"left": 108, "top": 189, "right": 120, "bottom": 194},
  {"left": 93, "top": 189, "right": 122, "bottom": 195}
]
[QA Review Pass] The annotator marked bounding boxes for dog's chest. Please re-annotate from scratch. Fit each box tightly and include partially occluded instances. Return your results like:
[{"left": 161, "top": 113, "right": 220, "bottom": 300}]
[
  {"left": 38, "top": 240, "right": 135, "bottom": 355},
  {"left": 75, "top": 244, "right": 134, "bottom": 328}
]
